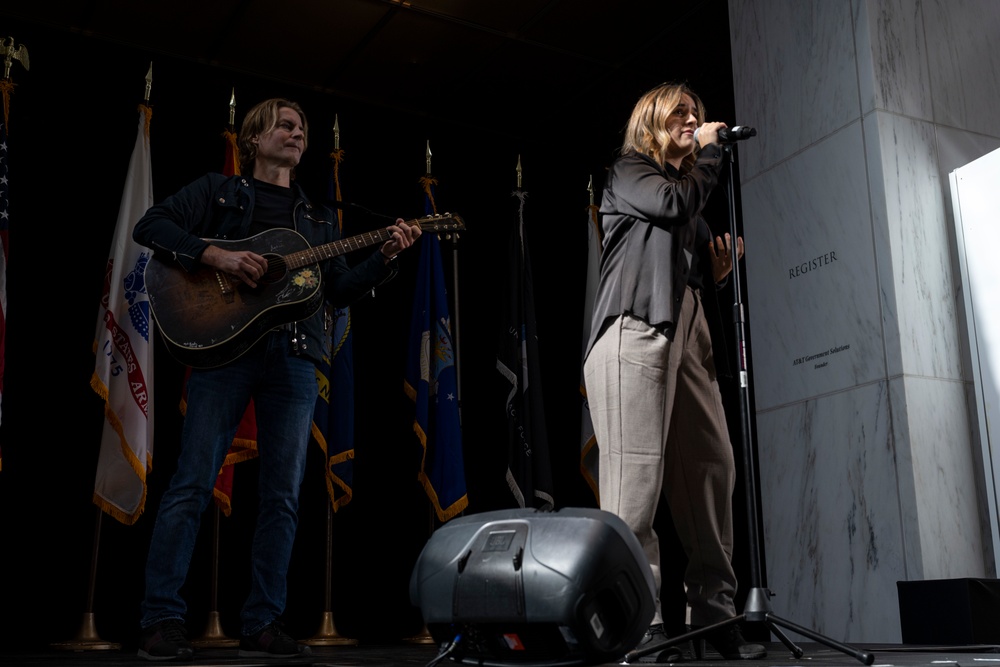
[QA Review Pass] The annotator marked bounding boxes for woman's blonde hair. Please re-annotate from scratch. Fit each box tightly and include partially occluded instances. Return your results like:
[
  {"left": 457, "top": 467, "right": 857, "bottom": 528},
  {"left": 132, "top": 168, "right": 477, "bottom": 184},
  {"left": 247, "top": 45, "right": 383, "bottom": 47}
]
[
  {"left": 238, "top": 98, "right": 309, "bottom": 176},
  {"left": 622, "top": 82, "right": 704, "bottom": 172}
]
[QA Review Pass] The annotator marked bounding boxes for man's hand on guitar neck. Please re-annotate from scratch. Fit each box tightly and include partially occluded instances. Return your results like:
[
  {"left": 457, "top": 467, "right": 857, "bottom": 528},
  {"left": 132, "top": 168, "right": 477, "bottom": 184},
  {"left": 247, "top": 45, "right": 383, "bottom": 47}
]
[
  {"left": 379, "top": 217, "right": 422, "bottom": 262},
  {"left": 201, "top": 244, "right": 269, "bottom": 288}
]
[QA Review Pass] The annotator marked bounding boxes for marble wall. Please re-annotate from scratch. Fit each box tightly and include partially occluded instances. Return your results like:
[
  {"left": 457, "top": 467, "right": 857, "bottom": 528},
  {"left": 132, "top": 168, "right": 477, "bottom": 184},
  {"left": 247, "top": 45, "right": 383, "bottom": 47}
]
[{"left": 728, "top": 0, "right": 1000, "bottom": 643}]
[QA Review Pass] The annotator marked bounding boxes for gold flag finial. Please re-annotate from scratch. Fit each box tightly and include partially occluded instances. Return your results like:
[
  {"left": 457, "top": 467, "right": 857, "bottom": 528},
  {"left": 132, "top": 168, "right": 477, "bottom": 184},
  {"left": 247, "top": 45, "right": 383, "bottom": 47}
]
[
  {"left": 144, "top": 62, "right": 153, "bottom": 102},
  {"left": 1, "top": 36, "right": 30, "bottom": 80},
  {"left": 425, "top": 140, "right": 432, "bottom": 174},
  {"left": 587, "top": 174, "right": 594, "bottom": 206},
  {"left": 228, "top": 88, "right": 236, "bottom": 127},
  {"left": 333, "top": 114, "right": 340, "bottom": 150},
  {"left": 516, "top": 155, "right": 522, "bottom": 189}
]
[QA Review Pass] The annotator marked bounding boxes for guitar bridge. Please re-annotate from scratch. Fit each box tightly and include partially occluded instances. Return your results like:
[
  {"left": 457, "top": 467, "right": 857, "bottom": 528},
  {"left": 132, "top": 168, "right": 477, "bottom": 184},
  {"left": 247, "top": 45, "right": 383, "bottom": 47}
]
[{"left": 215, "top": 271, "right": 236, "bottom": 304}]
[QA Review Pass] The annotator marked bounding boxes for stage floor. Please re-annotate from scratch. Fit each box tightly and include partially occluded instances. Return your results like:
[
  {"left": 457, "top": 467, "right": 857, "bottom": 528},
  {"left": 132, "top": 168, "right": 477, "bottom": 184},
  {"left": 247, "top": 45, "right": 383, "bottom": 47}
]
[{"left": 4, "top": 641, "right": 1000, "bottom": 667}]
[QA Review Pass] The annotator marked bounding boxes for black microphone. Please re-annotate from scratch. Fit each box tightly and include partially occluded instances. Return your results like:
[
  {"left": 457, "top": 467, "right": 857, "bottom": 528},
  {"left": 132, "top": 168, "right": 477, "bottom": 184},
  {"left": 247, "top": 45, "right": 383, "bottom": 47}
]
[{"left": 694, "top": 125, "right": 757, "bottom": 143}]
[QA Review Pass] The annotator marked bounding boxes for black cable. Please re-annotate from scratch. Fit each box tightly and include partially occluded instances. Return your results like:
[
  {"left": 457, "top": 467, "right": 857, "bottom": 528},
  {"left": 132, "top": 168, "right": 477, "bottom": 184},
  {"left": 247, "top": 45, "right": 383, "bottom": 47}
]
[{"left": 424, "top": 632, "right": 463, "bottom": 667}]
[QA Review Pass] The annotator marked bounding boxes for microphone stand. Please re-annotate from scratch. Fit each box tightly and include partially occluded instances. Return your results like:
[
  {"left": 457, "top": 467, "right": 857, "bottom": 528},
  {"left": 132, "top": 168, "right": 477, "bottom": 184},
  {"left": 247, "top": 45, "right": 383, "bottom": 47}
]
[{"left": 627, "top": 141, "right": 874, "bottom": 666}]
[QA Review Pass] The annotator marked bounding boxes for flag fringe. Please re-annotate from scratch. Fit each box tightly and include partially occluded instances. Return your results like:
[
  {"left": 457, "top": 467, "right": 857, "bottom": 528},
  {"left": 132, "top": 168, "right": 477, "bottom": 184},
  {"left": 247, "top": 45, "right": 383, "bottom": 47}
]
[
  {"left": 222, "top": 440, "right": 258, "bottom": 466},
  {"left": 1, "top": 79, "right": 14, "bottom": 129},
  {"left": 92, "top": 492, "right": 145, "bottom": 525},
  {"left": 418, "top": 471, "right": 468, "bottom": 522},
  {"left": 90, "top": 372, "right": 109, "bottom": 402},
  {"left": 419, "top": 175, "right": 439, "bottom": 214},
  {"left": 212, "top": 488, "right": 234, "bottom": 517},
  {"left": 402, "top": 379, "right": 418, "bottom": 406},
  {"left": 90, "top": 371, "right": 149, "bottom": 483},
  {"left": 505, "top": 469, "right": 526, "bottom": 509},
  {"left": 410, "top": 412, "right": 468, "bottom": 521},
  {"left": 326, "top": 458, "right": 355, "bottom": 513},
  {"left": 90, "top": 373, "right": 149, "bottom": 524},
  {"left": 312, "top": 426, "right": 356, "bottom": 512}
]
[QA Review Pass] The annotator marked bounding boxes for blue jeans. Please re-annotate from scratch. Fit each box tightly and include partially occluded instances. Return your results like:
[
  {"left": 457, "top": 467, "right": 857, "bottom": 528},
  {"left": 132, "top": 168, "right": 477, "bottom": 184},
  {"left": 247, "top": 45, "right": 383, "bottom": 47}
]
[{"left": 140, "top": 330, "right": 319, "bottom": 636}]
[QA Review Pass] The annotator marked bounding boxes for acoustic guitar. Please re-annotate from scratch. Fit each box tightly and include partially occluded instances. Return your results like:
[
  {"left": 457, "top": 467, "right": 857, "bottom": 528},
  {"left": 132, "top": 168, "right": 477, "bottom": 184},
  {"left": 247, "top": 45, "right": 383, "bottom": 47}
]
[{"left": 144, "top": 213, "right": 464, "bottom": 368}]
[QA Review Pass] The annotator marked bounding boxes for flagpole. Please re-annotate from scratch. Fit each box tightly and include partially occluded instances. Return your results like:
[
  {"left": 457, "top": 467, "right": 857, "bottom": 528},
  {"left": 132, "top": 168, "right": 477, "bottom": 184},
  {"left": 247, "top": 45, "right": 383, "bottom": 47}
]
[
  {"left": 50, "top": 508, "right": 121, "bottom": 651},
  {"left": 580, "top": 175, "right": 601, "bottom": 504},
  {"left": 402, "top": 142, "right": 459, "bottom": 646},
  {"left": 191, "top": 90, "right": 241, "bottom": 649},
  {"left": 54, "top": 62, "right": 152, "bottom": 653},
  {"left": 305, "top": 115, "right": 358, "bottom": 646},
  {"left": 0, "top": 37, "right": 29, "bottom": 453},
  {"left": 416, "top": 142, "right": 436, "bottom": 646},
  {"left": 190, "top": 502, "right": 237, "bottom": 646},
  {"left": 446, "top": 188, "right": 462, "bottom": 418},
  {"left": 304, "top": 500, "right": 358, "bottom": 645}
]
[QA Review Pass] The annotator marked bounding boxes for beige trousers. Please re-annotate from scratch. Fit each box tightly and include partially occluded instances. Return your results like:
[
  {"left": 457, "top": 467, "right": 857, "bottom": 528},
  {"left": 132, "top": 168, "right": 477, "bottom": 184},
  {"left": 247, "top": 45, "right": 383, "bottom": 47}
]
[{"left": 583, "top": 287, "right": 737, "bottom": 626}]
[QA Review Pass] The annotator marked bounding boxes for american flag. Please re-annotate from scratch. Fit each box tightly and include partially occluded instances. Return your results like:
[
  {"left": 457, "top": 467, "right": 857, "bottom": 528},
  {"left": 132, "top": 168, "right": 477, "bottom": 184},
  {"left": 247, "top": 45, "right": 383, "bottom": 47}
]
[{"left": 0, "top": 115, "right": 9, "bottom": 445}]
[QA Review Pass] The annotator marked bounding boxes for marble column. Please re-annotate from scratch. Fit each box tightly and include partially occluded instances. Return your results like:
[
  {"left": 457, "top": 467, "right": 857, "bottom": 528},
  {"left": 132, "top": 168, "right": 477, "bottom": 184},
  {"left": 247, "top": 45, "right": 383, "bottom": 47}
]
[{"left": 727, "top": 0, "right": 1000, "bottom": 642}]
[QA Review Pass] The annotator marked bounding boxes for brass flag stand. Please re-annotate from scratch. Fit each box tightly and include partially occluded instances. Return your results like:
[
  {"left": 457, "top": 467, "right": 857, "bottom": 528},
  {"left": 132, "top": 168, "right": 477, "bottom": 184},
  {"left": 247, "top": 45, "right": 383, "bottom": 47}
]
[
  {"left": 51, "top": 508, "right": 121, "bottom": 651},
  {"left": 189, "top": 90, "right": 244, "bottom": 650},
  {"left": 55, "top": 62, "right": 154, "bottom": 654},
  {"left": 304, "top": 501, "right": 358, "bottom": 646},
  {"left": 401, "top": 142, "right": 460, "bottom": 648},
  {"left": 303, "top": 115, "right": 359, "bottom": 647},
  {"left": 189, "top": 505, "right": 238, "bottom": 647}
]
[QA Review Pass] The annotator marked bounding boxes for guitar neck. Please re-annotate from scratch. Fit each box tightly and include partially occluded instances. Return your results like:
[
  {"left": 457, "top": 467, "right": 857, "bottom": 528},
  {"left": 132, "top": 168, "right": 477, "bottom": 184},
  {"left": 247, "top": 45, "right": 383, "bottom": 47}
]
[
  {"left": 284, "top": 226, "right": 396, "bottom": 271},
  {"left": 282, "top": 215, "right": 463, "bottom": 271}
]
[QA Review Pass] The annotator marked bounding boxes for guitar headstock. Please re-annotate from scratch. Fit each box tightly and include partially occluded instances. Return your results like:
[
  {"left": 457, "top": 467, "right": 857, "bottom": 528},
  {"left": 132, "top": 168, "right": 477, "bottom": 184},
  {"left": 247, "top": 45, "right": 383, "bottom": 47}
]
[{"left": 411, "top": 213, "right": 466, "bottom": 232}]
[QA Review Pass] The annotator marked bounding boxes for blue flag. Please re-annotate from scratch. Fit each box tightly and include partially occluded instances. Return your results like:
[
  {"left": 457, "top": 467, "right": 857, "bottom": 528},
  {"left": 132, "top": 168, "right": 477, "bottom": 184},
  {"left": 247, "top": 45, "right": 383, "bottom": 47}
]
[
  {"left": 312, "top": 304, "right": 355, "bottom": 510},
  {"left": 311, "top": 146, "right": 355, "bottom": 510},
  {"left": 404, "top": 234, "right": 467, "bottom": 522}
]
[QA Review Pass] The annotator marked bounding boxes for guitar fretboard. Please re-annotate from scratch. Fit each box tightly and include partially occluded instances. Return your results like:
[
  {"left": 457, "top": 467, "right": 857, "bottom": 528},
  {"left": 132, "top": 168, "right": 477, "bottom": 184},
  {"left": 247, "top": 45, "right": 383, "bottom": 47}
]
[
  {"left": 281, "top": 215, "right": 462, "bottom": 271},
  {"left": 286, "top": 227, "right": 394, "bottom": 270}
]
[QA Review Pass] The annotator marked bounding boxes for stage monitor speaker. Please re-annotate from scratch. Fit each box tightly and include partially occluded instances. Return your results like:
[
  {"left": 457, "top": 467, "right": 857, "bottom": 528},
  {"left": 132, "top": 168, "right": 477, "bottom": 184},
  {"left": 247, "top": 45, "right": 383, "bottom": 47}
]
[
  {"left": 409, "top": 507, "right": 655, "bottom": 666},
  {"left": 897, "top": 578, "right": 1000, "bottom": 644}
]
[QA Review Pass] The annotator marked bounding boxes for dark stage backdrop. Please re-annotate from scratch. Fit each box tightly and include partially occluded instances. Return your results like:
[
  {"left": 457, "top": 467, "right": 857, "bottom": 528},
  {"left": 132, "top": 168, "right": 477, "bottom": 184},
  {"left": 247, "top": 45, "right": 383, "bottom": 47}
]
[{"left": 0, "top": 16, "right": 758, "bottom": 649}]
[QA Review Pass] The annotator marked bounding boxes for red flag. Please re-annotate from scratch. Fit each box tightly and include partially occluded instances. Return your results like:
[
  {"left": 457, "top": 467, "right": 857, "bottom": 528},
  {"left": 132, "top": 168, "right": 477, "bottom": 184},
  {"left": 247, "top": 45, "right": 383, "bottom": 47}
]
[{"left": 177, "top": 127, "right": 258, "bottom": 516}]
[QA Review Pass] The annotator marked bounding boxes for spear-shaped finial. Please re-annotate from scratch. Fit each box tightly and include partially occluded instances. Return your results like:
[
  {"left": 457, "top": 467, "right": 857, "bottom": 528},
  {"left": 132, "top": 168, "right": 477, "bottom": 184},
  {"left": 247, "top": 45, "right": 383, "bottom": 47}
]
[
  {"left": 228, "top": 88, "right": 236, "bottom": 127},
  {"left": 426, "top": 140, "right": 432, "bottom": 174},
  {"left": 516, "top": 155, "right": 522, "bottom": 189},
  {"left": 588, "top": 174, "right": 594, "bottom": 206},
  {"left": 334, "top": 114, "right": 340, "bottom": 150},
  {"left": 143, "top": 62, "right": 153, "bottom": 102},
  {"left": 1, "top": 36, "right": 29, "bottom": 80}
]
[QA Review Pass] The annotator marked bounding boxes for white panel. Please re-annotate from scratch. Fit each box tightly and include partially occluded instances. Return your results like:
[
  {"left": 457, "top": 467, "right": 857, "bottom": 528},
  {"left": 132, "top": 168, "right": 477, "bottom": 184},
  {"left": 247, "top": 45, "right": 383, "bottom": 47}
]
[{"left": 950, "top": 146, "right": 1000, "bottom": 575}]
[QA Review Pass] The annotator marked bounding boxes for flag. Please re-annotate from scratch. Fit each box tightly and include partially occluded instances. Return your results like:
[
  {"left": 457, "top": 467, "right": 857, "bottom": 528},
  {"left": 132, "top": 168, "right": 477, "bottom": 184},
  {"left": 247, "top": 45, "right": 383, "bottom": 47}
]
[
  {"left": 497, "top": 189, "right": 554, "bottom": 510},
  {"left": 176, "top": 126, "right": 258, "bottom": 517},
  {"left": 404, "top": 232, "right": 468, "bottom": 522},
  {"left": 0, "top": 83, "right": 11, "bottom": 459},
  {"left": 310, "top": 140, "right": 355, "bottom": 511},
  {"left": 90, "top": 105, "right": 155, "bottom": 524},
  {"left": 580, "top": 201, "right": 602, "bottom": 504}
]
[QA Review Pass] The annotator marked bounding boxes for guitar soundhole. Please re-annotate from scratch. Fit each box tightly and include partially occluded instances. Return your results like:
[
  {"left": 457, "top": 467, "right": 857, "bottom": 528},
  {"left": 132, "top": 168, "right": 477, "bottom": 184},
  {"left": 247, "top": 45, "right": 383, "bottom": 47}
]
[{"left": 262, "top": 254, "right": 287, "bottom": 284}]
